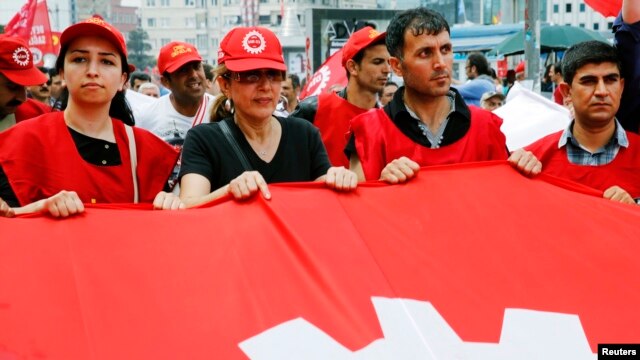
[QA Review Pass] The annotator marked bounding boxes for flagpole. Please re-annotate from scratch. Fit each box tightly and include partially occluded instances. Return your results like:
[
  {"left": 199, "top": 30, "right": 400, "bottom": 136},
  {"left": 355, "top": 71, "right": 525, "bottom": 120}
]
[{"left": 524, "top": 0, "right": 540, "bottom": 92}]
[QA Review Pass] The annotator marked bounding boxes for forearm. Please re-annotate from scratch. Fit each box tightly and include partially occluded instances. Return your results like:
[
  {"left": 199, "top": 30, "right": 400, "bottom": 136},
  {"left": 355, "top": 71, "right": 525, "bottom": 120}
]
[{"left": 181, "top": 185, "right": 230, "bottom": 208}]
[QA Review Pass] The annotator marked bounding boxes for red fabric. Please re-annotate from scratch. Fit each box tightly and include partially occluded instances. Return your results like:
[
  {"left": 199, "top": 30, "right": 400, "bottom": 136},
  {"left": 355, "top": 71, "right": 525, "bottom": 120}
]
[
  {"left": 0, "top": 112, "right": 178, "bottom": 205},
  {"left": 14, "top": 98, "right": 50, "bottom": 122},
  {"left": 0, "top": 162, "right": 639, "bottom": 358},
  {"left": 314, "top": 91, "right": 368, "bottom": 167},
  {"left": 553, "top": 86, "right": 564, "bottom": 105},
  {"left": 526, "top": 130, "right": 640, "bottom": 198},
  {"left": 351, "top": 106, "right": 508, "bottom": 180},
  {"left": 584, "top": 0, "right": 622, "bottom": 17},
  {"left": 5, "top": 0, "right": 57, "bottom": 67},
  {"left": 3, "top": 0, "right": 37, "bottom": 40},
  {"left": 299, "top": 49, "right": 348, "bottom": 100}
]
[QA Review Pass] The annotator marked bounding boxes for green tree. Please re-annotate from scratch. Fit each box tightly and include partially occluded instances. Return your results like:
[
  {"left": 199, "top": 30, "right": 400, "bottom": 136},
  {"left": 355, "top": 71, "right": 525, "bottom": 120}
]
[{"left": 127, "top": 27, "right": 154, "bottom": 70}]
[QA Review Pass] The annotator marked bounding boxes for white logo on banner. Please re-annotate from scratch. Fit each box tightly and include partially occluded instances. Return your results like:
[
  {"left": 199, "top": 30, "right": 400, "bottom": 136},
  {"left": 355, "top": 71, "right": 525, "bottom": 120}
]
[{"left": 240, "top": 297, "right": 596, "bottom": 359}]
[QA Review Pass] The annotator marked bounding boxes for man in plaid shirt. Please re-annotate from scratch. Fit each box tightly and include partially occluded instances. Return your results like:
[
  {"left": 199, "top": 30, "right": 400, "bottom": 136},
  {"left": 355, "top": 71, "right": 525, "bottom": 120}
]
[{"left": 526, "top": 40, "right": 640, "bottom": 205}]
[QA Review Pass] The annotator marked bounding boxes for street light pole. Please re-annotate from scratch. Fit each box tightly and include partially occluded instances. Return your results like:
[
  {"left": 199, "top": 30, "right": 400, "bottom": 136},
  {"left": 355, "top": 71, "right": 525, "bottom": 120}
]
[{"left": 524, "top": 0, "right": 541, "bottom": 92}]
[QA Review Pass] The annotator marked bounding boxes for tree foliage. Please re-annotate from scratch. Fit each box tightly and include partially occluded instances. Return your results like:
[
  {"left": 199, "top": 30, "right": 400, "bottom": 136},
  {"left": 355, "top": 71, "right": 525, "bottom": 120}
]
[{"left": 127, "top": 27, "right": 155, "bottom": 70}]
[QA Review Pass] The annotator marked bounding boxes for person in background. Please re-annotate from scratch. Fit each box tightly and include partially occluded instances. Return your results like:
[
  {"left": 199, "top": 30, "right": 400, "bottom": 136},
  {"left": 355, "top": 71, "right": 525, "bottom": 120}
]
[
  {"left": 0, "top": 35, "right": 50, "bottom": 131},
  {"left": 541, "top": 63, "right": 554, "bottom": 92},
  {"left": 27, "top": 66, "right": 51, "bottom": 105},
  {"left": 379, "top": 81, "right": 398, "bottom": 106},
  {"left": 179, "top": 26, "right": 357, "bottom": 206},
  {"left": 613, "top": 0, "right": 640, "bottom": 133},
  {"left": 291, "top": 26, "right": 390, "bottom": 167},
  {"left": 480, "top": 91, "right": 505, "bottom": 111},
  {"left": 550, "top": 62, "right": 565, "bottom": 105},
  {"left": 138, "top": 82, "right": 160, "bottom": 98},
  {"left": 526, "top": 41, "right": 639, "bottom": 205},
  {"left": 454, "top": 52, "right": 495, "bottom": 106},
  {"left": 0, "top": 16, "right": 181, "bottom": 217},
  {"left": 48, "top": 67, "right": 66, "bottom": 109},
  {"left": 203, "top": 62, "right": 221, "bottom": 97},
  {"left": 346, "top": 7, "right": 540, "bottom": 183},
  {"left": 515, "top": 61, "right": 526, "bottom": 82},
  {"left": 280, "top": 73, "right": 300, "bottom": 114},
  {"left": 129, "top": 71, "right": 151, "bottom": 92}
]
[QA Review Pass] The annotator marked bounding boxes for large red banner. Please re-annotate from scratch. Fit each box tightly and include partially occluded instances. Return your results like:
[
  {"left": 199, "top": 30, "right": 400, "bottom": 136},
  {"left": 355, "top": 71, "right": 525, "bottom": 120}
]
[
  {"left": 299, "top": 48, "right": 347, "bottom": 100},
  {"left": 1, "top": 162, "right": 639, "bottom": 359}
]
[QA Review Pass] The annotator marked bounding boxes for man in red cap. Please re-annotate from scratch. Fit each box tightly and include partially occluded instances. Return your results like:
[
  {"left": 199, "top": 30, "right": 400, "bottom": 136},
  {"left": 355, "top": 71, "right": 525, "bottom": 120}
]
[
  {"left": 0, "top": 35, "right": 49, "bottom": 131},
  {"left": 136, "top": 41, "right": 215, "bottom": 191},
  {"left": 291, "top": 26, "right": 391, "bottom": 167}
]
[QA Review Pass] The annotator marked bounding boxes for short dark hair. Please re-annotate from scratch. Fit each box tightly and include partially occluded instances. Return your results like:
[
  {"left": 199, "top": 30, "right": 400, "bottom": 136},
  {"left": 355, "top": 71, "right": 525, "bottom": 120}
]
[
  {"left": 386, "top": 7, "right": 450, "bottom": 59},
  {"left": 467, "top": 52, "right": 491, "bottom": 76},
  {"left": 561, "top": 40, "right": 620, "bottom": 85},
  {"left": 129, "top": 71, "right": 151, "bottom": 87},
  {"left": 287, "top": 73, "right": 300, "bottom": 89},
  {"left": 346, "top": 37, "right": 387, "bottom": 79},
  {"left": 553, "top": 62, "right": 562, "bottom": 75},
  {"left": 203, "top": 63, "right": 215, "bottom": 82}
]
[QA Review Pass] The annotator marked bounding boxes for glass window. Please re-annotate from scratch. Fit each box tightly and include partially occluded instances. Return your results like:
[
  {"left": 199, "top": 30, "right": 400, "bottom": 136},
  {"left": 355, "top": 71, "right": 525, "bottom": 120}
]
[
  {"left": 553, "top": 4, "right": 559, "bottom": 13},
  {"left": 593, "top": 23, "right": 600, "bottom": 30},
  {"left": 147, "top": 18, "right": 156, "bottom": 27},
  {"left": 608, "top": 22, "right": 614, "bottom": 29},
  {"left": 185, "top": 17, "right": 196, "bottom": 27},
  {"left": 565, "top": 3, "right": 571, "bottom": 12},
  {"left": 579, "top": 3, "right": 585, "bottom": 12},
  {"left": 160, "top": 0, "right": 170, "bottom": 5},
  {"left": 579, "top": 23, "right": 585, "bottom": 28}
]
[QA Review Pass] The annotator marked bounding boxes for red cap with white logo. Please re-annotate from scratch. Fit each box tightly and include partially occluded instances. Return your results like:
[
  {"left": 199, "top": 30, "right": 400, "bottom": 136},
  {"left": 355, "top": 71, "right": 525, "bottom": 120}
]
[
  {"left": 218, "top": 27, "right": 286, "bottom": 72},
  {"left": 0, "top": 35, "right": 48, "bottom": 86}
]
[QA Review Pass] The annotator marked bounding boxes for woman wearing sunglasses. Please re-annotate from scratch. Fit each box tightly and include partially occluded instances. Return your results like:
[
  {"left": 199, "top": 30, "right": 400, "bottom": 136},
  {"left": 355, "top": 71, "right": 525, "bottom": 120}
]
[
  {"left": 179, "top": 27, "right": 357, "bottom": 205},
  {"left": 0, "top": 17, "right": 181, "bottom": 217}
]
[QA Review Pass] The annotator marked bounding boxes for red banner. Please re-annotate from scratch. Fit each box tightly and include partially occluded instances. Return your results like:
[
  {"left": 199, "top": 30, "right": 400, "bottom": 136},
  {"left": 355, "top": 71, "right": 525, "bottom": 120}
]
[
  {"left": 299, "top": 49, "right": 347, "bottom": 100},
  {"left": 1, "top": 162, "right": 639, "bottom": 358},
  {"left": 584, "top": 0, "right": 622, "bottom": 18},
  {"left": 4, "top": 0, "right": 58, "bottom": 67}
]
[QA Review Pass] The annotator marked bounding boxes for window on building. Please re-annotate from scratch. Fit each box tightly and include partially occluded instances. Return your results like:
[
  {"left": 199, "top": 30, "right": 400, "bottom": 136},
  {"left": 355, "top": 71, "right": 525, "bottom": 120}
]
[
  {"left": 565, "top": 3, "right": 571, "bottom": 13},
  {"left": 147, "top": 18, "right": 156, "bottom": 27},
  {"left": 210, "top": 16, "right": 218, "bottom": 27},
  {"left": 593, "top": 23, "right": 600, "bottom": 30},
  {"left": 146, "top": 0, "right": 156, "bottom": 6},
  {"left": 259, "top": 15, "right": 270, "bottom": 24},
  {"left": 159, "top": 17, "right": 170, "bottom": 27},
  {"left": 160, "top": 0, "right": 170, "bottom": 5},
  {"left": 197, "top": 34, "right": 207, "bottom": 50},
  {"left": 185, "top": 17, "right": 196, "bottom": 27},
  {"left": 579, "top": 3, "right": 585, "bottom": 12},
  {"left": 553, "top": 4, "right": 559, "bottom": 13},
  {"left": 161, "top": 38, "right": 171, "bottom": 47},
  {"left": 579, "top": 23, "right": 585, "bottom": 28},
  {"left": 259, "top": 0, "right": 268, "bottom": 3},
  {"left": 185, "top": 0, "right": 195, "bottom": 5},
  {"left": 186, "top": 38, "right": 196, "bottom": 46},
  {"left": 608, "top": 22, "right": 614, "bottom": 29},
  {"left": 211, "top": 0, "right": 217, "bottom": 5}
]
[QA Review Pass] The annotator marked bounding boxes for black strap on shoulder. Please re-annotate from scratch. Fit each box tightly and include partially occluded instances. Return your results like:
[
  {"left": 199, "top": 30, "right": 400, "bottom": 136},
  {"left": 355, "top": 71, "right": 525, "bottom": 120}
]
[{"left": 218, "top": 120, "right": 253, "bottom": 171}]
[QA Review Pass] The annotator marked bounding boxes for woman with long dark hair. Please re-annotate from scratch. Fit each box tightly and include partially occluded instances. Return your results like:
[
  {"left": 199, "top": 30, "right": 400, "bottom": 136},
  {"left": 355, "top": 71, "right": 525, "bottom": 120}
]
[{"left": 0, "top": 16, "right": 182, "bottom": 217}]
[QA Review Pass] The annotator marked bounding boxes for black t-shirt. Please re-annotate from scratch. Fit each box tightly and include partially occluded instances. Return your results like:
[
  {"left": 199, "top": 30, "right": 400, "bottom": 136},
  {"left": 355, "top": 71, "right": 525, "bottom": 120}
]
[{"left": 179, "top": 116, "right": 331, "bottom": 191}]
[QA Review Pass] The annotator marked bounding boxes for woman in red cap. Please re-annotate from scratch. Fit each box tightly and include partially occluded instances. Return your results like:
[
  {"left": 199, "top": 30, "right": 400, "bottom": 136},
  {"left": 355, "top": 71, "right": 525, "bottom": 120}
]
[
  {"left": 179, "top": 27, "right": 357, "bottom": 205},
  {"left": 0, "top": 17, "right": 181, "bottom": 217}
]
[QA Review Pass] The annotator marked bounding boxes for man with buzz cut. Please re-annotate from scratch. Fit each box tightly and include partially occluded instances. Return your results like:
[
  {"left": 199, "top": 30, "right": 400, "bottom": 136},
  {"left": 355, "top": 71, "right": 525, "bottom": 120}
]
[
  {"left": 291, "top": 26, "right": 391, "bottom": 168},
  {"left": 346, "top": 7, "right": 540, "bottom": 183},
  {"left": 526, "top": 40, "right": 640, "bottom": 205},
  {"left": 136, "top": 41, "right": 215, "bottom": 191}
]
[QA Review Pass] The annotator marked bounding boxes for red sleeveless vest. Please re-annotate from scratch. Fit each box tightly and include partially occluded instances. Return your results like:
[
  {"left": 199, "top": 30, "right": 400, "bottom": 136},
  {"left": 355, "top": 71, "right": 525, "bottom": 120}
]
[
  {"left": 526, "top": 130, "right": 640, "bottom": 198},
  {"left": 314, "top": 92, "right": 370, "bottom": 167},
  {"left": 351, "top": 106, "right": 508, "bottom": 180},
  {"left": 0, "top": 112, "right": 179, "bottom": 206}
]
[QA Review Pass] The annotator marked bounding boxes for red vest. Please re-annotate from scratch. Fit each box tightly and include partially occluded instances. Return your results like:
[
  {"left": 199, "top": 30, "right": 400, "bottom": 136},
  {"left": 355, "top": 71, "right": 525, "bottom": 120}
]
[
  {"left": 15, "top": 98, "right": 51, "bottom": 122},
  {"left": 314, "top": 92, "right": 370, "bottom": 167},
  {"left": 526, "top": 131, "right": 640, "bottom": 198},
  {"left": 0, "top": 112, "right": 179, "bottom": 206},
  {"left": 351, "top": 106, "right": 508, "bottom": 180}
]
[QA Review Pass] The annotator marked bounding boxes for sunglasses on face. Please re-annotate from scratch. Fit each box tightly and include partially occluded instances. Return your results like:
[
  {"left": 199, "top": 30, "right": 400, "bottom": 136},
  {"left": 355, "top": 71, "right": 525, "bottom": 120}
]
[{"left": 223, "top": 70, "right": 285, "bottom": 84}]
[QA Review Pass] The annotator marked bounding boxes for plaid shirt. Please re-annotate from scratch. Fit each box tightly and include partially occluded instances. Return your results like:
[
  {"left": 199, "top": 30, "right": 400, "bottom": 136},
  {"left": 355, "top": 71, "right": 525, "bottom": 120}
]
[{"left": 558, "top": 119, "right": 629, "bottom": 166}]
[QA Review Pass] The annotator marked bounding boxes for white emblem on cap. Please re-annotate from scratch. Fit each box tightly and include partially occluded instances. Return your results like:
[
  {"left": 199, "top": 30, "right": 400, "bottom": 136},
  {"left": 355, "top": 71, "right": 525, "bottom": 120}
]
[
  {"left": 242, "top": 30, "right": 266, "bottom": 55},
  {"left": 12, "top": 46, "right": 30, "bottom": 67}
]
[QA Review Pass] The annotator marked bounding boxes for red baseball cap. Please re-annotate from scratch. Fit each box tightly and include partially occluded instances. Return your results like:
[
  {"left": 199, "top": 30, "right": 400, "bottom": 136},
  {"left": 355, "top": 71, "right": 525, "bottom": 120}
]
[
  {"left": 0, "top": 35, "right": 48, "bottom": 86},
  {"left": 60, "top": 16, "right": 128, "bottom": 57},
  {"left": 218, "top": 27, "right": 286, "bottom": 72},
  {"left": 341, "top": 26, "right": 386, "bottom": 68},
  {"left": 157, "top": 41, "right": 203, "bottom": 74}
]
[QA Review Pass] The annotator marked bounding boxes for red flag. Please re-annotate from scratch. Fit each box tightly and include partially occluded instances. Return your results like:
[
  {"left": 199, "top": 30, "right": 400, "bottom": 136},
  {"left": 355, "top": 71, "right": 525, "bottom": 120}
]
[
  {"left": 584, "top": 0, "right": 622, "bottom": 18},
  {"left": 298, "top": 48, "right": 347, "bottom": 100},
  {"left": 1, "top": 162, "right": 639, "bottom": 358},
  {"left": 4, "top": 0, "right": 57, "bottom": 67},
  {"left": 4, "top": 0, "right": 38, "bottom": 39}
]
